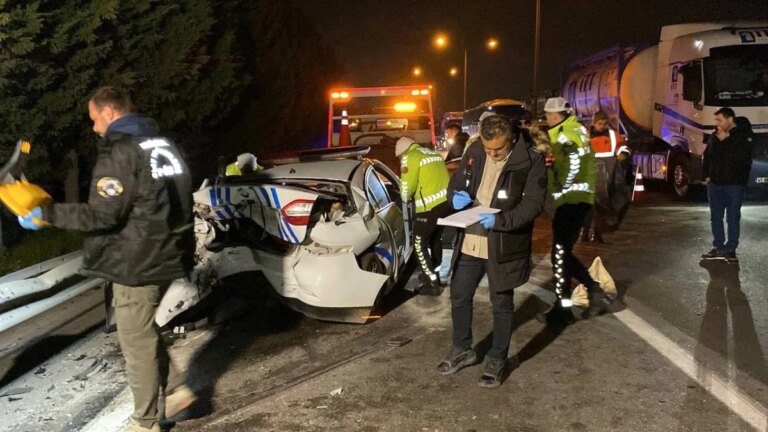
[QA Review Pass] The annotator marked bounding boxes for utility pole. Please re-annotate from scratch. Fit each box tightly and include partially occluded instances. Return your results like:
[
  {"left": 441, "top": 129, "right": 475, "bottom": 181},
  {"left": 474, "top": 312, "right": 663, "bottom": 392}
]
[
  {"left": 463, "top": 48, "right": 468, "bottom": 111},
  {"left": 532, "top": 0, "right": 542, "bottom": 119}
]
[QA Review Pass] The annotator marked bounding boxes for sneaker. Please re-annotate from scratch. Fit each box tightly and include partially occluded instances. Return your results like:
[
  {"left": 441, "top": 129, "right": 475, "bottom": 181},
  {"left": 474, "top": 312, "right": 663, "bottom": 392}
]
[
  {"left": 478, "top": 357, "right": 512, "bottom": 389},
  {"left": 122, "top": 419, "right": 161, "bottom": 432},
  {"left": 724, "top": 251, "right": 738, "bottom": 262},
  {"left": 701, "top": 248, "right": 727, "bottom": 260},
  {"left": 436, "top": 346, "right": 477, "bottom": 375},
  {"left": 164, "top": 384, "right": 197, "bottom": 419}
]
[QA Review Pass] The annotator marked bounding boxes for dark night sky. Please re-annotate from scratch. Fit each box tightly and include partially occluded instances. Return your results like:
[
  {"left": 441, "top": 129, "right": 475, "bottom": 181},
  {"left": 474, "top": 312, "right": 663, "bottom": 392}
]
[{"left": 303, "top": 0, "right": 768, "bottom": 115}]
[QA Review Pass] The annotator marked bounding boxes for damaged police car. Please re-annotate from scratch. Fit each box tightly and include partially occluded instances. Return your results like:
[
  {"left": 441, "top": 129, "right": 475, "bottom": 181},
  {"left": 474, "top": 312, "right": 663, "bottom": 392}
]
[{"left": 161, "top": 146, "right": 414, "bottom": 324}]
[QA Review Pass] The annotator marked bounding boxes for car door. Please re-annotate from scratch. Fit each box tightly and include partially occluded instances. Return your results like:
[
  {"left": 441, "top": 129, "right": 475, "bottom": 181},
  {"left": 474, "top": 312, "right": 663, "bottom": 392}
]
[{"left": 367, "top": 162, "right": 411, "bottom": 270}]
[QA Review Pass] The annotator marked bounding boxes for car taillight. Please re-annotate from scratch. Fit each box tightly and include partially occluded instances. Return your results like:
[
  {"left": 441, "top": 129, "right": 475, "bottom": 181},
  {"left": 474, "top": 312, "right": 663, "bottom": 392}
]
[{"left": 281, "top": 199, "right": 314, "bottom": 225}]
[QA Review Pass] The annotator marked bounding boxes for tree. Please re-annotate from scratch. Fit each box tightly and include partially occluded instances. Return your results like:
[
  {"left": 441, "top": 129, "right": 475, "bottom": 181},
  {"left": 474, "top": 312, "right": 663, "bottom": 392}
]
[{"left": 0, "top": 0, "right": 249, "bottom": 187}]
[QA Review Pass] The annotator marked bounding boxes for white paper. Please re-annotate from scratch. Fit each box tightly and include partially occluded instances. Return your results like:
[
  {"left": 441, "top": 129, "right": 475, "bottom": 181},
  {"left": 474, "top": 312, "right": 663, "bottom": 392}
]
[{"left": 437, "top": 206, "right": 500, "bottom": 228}]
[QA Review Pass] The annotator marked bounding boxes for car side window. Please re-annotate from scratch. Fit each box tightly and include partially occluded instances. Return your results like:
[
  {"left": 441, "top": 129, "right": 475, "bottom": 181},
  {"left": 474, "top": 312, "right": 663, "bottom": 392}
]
[{"left": 366, "top": 168, "right": 391, "bottom": 210}]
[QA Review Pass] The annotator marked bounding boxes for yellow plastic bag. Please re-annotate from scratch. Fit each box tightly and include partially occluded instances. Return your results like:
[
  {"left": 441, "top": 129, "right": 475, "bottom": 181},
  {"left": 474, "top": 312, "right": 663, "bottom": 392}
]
[
  {"left": 572, "top": 256, "right": 617, "bottom": 307},
  {"left": 0, "top": 180, "right": 52, "bottom": 217}
]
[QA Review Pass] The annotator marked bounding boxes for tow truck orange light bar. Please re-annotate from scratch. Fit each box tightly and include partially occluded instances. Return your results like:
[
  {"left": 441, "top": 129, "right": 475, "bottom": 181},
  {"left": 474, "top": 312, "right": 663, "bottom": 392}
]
[
  {"left": 393, "top": 102, "right": 417, "bottom": 112},
  {"left": 329, "top": 86, "right": 430, "bottom": 99}
]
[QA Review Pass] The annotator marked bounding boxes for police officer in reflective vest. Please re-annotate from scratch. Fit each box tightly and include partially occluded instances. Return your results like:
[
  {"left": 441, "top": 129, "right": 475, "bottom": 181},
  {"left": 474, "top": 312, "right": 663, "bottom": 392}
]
[
  {"left": 582, "top": 110, "right": 631, "bottom": 243},
  {"left": 544, "top": 97, "right": 612, "bottom": 318},
  {"left": 226, "top": 152, "right": 262, "bottom": 176},
  {"left": 396, "top": 137, "right": 452, "bottom": 295}
]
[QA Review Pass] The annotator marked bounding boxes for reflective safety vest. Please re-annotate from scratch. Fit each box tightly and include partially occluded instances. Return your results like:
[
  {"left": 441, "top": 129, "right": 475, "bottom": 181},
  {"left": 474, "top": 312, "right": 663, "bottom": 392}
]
[
  {"left": 400, "top": 144, "right": 450, "bottom": 213},
  {"left": 225, "top": 162, "right": 263, "bottom": 176},
  {"left": 591, "top": 129, "right": 628, "bottom": 158},
  {"left": 547, "top": 116, "right": 596, "bottom": 206}
]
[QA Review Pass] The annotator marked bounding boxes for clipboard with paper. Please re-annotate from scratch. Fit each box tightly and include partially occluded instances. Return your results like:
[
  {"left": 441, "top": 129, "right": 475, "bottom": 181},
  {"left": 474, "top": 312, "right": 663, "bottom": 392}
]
[{"left": 437, "top": 206, "right": 500, "bottom": 229}]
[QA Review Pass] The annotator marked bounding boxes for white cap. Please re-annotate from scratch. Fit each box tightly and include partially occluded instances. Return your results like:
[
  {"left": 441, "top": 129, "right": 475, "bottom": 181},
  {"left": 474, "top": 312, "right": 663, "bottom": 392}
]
[
  {"left": 543, "top": 97, "right": 570, "bottom": 113},
  {"left": 479, "top": 110, "right": 496, "bottom": 122},
  {"left": 395, "top": 137, "right": 415, "bottom": 157},
  {"left": 236, "top": 152, "right": 257, "bottom": 170}
]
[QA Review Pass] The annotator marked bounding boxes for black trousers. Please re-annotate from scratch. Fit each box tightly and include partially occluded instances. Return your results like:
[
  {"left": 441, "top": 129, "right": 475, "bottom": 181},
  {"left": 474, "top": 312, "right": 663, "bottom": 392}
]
[
  {"left": 450, "top": 253, "right": 515, "bottom": 361},
  {"left": 552, "top": 203, "right": 596, "bottom": 300},
  {"left": 413, "top": 201, "right": 452, "bottom": 282}
]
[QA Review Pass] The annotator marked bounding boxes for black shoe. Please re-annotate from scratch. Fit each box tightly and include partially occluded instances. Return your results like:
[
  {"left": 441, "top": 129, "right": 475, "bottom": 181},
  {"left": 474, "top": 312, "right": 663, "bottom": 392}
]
[
  {"left": 701, "top": 248, "right": 727, "bottom": 260},
  {"left": 590, "top": 233, "right": 606, "bottom": 244},
  {"left": 586, "top": 286, "right": 612, "bottom": 318},
  {"left": 417, "top": 283, "right": 442, "bottom": 296},
  {"left": 724, "top": 251, "right": 738, "bottom": 262},
  {"left": 417, "top": 273, "right": 442, "bottom": 296},
  {"left": 478, "top": 357, "right": 513, "bottom": 389},
  {"left": 436, "top": 346, "right": 478, "bottom": 375}
]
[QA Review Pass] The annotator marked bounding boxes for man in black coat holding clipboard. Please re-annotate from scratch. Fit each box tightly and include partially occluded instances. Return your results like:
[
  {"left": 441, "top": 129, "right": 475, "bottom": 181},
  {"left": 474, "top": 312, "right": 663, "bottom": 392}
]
[{"left": 436, "top": 115, "right": 548, "bottom": 388}]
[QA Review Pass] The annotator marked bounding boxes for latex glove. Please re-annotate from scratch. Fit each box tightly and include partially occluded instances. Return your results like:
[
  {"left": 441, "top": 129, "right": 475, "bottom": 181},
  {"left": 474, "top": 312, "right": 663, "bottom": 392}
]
[
  {"left": 478, "top": 213, "right": 496, "bottom": 230},
  {"left": 452, "top": 190, "right": 472, "bottom": 210},
  {"left": 18, "top": 207, "right": 45, "bottom": 230}
]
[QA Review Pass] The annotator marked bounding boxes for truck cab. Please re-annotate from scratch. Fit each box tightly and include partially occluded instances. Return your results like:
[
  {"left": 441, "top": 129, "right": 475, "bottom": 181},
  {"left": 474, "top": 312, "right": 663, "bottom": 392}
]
[{"left": 654, "top": 22, "right": 768, "bottom": 195}]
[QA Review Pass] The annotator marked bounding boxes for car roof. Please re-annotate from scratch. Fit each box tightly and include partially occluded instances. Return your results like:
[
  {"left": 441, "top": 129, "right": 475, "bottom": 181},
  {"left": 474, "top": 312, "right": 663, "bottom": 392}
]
[{"left": 262, "top": 159, "right": 365, "bottom": 182}]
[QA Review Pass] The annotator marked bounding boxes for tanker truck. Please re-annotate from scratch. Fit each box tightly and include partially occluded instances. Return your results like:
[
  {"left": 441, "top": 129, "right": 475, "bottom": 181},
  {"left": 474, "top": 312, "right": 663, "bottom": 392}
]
[{"left": 562, "top": 22, "right": 768, "bottom": 196}]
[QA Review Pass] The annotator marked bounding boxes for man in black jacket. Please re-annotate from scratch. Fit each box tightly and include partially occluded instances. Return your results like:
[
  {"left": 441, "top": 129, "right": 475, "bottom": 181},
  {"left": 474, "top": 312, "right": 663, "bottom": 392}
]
[
  {"left": 445, "top": 123, "right": 470, "bottom": 161},
  {"left": 17, "top": 87, "right": 196, "bottom": 432},
  {"left": 436, "top": 115, "right": 547, "bottom": 388},
  {"left": 701, "top": 107, "right": 753, "bottom": 263}
]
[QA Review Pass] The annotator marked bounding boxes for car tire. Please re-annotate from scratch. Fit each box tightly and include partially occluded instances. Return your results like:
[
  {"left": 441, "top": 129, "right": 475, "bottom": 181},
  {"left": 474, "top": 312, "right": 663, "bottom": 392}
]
[
  {"left": 360, "top": 252, "right": 387, "bottom": 275},
  {"left": 669, "top": 153, "right": 689, "bottom": 197}
]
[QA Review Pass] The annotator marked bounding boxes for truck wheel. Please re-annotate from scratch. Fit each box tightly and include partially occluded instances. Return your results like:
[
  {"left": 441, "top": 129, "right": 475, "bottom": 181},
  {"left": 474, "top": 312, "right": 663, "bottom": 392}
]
[{"left": 669, "top": 154, "right": 689, "bottom": 197}]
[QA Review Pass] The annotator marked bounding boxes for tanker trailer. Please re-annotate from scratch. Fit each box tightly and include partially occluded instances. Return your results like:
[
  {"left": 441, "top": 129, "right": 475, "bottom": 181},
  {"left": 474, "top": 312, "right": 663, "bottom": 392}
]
[{"left": 562, "top": 22, "right": 768, "bottom": 197}]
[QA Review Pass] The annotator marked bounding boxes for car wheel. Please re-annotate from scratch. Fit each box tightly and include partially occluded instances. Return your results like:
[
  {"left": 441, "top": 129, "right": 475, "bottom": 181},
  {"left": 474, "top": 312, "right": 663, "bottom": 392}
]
[
  {"left": 669, "top": 154, "right": 689, "bottom": 197},
  {"left": 360, "top": 252, "right": 387, "bottom": 275}
]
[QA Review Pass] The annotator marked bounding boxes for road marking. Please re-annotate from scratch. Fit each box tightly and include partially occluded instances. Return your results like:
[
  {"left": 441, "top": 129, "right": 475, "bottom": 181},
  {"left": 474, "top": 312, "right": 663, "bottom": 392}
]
[
  {"left": 526, "top": 256, "right": 768, "bottom": 431},
  {"left": 613, "top": 308, "right": 768, "bottom": 431}
]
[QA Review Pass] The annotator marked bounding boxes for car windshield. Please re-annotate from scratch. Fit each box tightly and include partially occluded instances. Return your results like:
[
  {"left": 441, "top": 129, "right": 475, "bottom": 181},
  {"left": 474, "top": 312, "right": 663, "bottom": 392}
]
[{"left": 704, "top": 45, "right": 768, "bottom": 107}]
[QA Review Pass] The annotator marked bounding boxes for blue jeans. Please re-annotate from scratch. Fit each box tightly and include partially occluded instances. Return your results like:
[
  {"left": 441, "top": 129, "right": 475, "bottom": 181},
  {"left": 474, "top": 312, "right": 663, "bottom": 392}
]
[{"left": 707, "top": 183, "right": 747, "bottom": 252}]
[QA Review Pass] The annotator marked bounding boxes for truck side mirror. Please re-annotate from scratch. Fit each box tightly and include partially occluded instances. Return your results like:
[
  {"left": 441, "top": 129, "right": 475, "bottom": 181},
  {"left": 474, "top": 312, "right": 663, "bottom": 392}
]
[{"left": 682, "top": 62, "right": 703, "bottom": 109}]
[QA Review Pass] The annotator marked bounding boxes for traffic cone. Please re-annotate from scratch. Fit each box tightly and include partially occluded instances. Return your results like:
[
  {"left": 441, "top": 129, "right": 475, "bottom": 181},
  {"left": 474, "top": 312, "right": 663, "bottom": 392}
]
[
  {"left": 339, "top": 109, "right": 351, "bottom": 147},
  {"left": 631, "top": 165, "right": 645, "bottom": 202}
]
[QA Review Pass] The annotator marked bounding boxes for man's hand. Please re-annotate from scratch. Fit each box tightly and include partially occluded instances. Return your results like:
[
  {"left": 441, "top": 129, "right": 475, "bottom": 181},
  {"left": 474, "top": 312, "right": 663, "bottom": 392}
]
[
  {"left": 452, "top": 190, "right": 472, "bottom": 210},
  {"left": 715, "top": 128, "right": 728, "bottom": 141},
  {"left": 478, "top": 213, "right": 496, "bottom": 230},
  {"left": 18, "top": 207, "right": 46, "bottom": 230},
  {"left": 702, "top": 177, "right": 710, "bottom": 186}
]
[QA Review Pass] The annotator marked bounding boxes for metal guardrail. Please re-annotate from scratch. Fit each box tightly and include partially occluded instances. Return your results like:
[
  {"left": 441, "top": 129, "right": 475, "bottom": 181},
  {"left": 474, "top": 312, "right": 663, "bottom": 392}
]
[{"left": 0, "top": 250, "right": 105, "bottom": 333}]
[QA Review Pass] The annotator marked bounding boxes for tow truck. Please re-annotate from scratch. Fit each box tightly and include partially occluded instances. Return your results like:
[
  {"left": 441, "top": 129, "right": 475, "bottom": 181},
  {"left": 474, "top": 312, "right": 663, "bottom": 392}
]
[{"left": 327, "top": 86, "right": 436, "bottom": 174}]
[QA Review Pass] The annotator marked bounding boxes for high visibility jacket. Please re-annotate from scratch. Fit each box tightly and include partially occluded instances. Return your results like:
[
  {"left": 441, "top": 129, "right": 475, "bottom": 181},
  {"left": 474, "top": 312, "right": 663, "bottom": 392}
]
[
  {"left": 225, "top": 162, "right": 263, "bottom": 176},
  {"left": 547, "top": 115, "right": 596, "bottom": 206},
  {"left": 590, "top": 128, "right": 628, "bottom": 158},
  {"left": 400, "top": 143, "right": 450, "bottom": 213}
]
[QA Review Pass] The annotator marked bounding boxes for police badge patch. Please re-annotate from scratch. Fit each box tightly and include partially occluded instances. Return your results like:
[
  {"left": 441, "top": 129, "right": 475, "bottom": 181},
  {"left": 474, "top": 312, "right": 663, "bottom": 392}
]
[{"left": 97, "top": 177, "right": 124, "bottom": 198}]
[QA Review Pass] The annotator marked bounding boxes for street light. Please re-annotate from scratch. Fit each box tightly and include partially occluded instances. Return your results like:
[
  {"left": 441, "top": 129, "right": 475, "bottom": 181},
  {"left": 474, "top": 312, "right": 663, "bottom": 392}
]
[
  {"left": 412, "top": 66, "right": 422, "bottom": 77},
  {"left": 434, "top": 34, "right": 448, "bottom": 49},
  {"left": 433, "top": 35, "right": 499, "bottom": 110},
  {"left": 449, "top": 67, "right": 459, "bottom": 77}
]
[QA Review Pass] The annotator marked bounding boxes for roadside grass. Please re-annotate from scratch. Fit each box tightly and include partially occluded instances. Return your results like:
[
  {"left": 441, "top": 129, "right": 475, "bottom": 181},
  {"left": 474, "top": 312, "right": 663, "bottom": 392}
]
[{"left": 0, "top": 229, "right": 82, "bottom": 277}]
